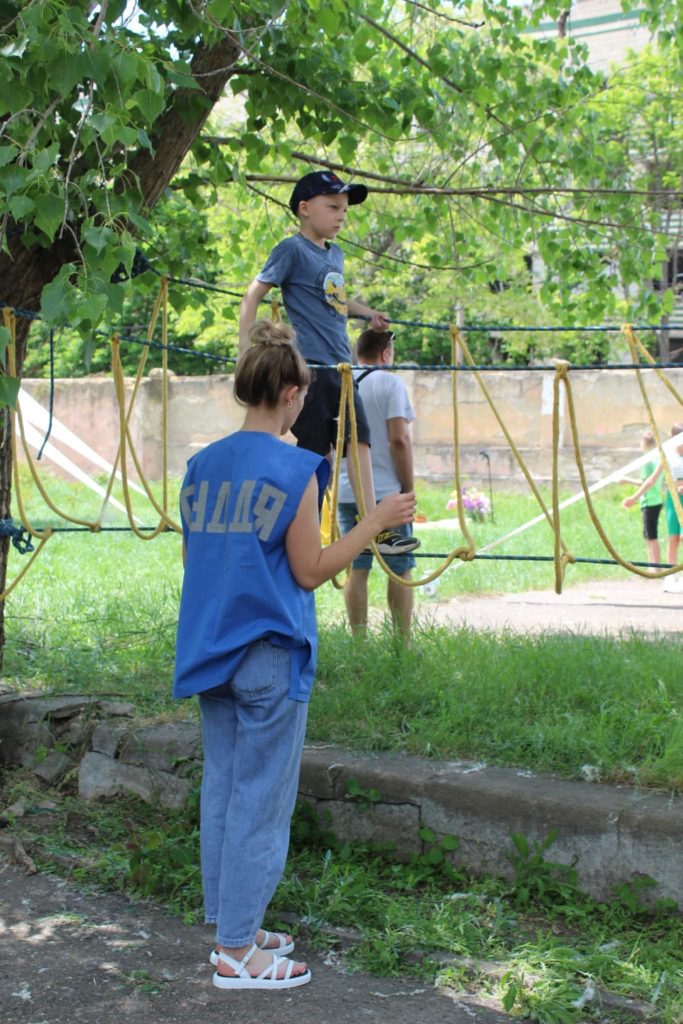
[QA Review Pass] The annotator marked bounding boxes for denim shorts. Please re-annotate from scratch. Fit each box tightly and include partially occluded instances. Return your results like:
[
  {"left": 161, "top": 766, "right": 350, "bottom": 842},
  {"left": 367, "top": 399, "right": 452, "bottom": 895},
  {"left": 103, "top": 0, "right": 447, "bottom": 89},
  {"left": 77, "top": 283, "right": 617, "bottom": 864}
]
[{"left": 337, "top": 501, "right": 416, "bottom": 573}]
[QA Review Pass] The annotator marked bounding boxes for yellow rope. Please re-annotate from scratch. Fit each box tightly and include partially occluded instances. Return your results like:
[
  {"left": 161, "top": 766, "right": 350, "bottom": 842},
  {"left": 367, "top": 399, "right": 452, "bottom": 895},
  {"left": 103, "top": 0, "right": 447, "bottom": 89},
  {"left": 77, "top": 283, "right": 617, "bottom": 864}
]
[
  {"left": 97, "top": 279, "right": 179, "bottom": 529},
  {"left": 621, "top": 324, "right": 683, "bottom": 534},
  {"left": 551, "top": 363, "right": 576, "bottom": 593},
  {"left": 2, "top": 308, "right": 97, "bottom": 533},
  {"left": 110, "top": 334, "right": 179, "bottom": 539},
  {"left": 0, "top": 308, "right": 53, "bottom": 602},
  {"left": 95, "top": 278, "right": 180, "bottom": 533},
  {"left": 556, "top": 361, "right": 681, "bottom": 580},
  {"left": 271, "top": 298, "right": 281, "bottom": 322},
  {"left": 0, "top": 534, "right": 51, "bottom": 603},
  {"left": 329, "top": 328, "right": 477, "bottom": 589},
  {"left": 453, "top": 326, "right": 574, "bottom": 568}
]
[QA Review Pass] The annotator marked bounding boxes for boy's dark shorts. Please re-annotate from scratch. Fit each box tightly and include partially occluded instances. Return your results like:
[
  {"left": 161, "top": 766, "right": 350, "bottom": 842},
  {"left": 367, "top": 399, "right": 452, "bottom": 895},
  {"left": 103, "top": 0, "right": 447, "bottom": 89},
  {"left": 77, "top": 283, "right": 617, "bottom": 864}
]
[
  {"left": 290, "top": 367, "right": 371, "bottom": 456},
  {"left": 641, "top": 503, "right": 662, "bottom": 541}
]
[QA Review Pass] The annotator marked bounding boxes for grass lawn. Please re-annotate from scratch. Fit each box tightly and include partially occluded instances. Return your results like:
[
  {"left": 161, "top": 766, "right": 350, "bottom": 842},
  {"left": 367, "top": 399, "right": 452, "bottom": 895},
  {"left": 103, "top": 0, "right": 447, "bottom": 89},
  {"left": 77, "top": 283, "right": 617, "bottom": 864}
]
[{"left": 3, "top": 470, "right": 682, "bottom": 789}]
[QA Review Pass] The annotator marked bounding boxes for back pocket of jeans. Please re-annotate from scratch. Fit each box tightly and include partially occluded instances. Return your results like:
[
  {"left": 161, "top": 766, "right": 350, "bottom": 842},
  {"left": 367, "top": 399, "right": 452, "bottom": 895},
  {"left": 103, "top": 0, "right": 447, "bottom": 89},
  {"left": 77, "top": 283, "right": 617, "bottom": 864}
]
[{"left": 232, "top": 641, "right": 288, "bottom": 698}]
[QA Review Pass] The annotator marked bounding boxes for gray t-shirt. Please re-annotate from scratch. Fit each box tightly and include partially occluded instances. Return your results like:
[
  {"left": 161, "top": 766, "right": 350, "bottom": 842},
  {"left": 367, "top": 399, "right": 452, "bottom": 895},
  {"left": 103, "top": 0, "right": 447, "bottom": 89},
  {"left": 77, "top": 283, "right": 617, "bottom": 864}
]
[
  {"left": 257, "top": 234, "right": 351, "bottom": 364},
  {"left": 338, "top": 367, "right": 415, "bottom": 502}
]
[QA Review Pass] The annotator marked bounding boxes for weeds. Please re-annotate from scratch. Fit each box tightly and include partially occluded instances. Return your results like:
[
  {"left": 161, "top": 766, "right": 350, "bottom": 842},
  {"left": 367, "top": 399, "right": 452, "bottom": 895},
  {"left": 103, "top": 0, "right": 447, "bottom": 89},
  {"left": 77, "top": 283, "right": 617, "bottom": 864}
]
[{"left": 4, "top": 767, "right": 683, "bottom": 1024}]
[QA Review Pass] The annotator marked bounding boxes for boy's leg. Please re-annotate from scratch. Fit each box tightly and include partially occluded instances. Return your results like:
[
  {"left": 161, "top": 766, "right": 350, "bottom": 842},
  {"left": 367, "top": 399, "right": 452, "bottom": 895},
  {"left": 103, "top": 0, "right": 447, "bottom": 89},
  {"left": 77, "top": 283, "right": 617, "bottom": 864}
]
[
  {"left": 646, "top": 538, "right": 661, "bottom": 566},
  {"left": 344, "top": 568, "right": 371, "bottom": 634},
  {"left": 643, "top": 504, "right": 662, "bottom": 567},
  {"left": 388, "top": 571, "right": 414, "bottom": 638},
  {"left": 345, "top": 441, "right": 377, "bottom": 512},
  {"left": 338, "top": 503, "right": 373, "bottom": 635}
]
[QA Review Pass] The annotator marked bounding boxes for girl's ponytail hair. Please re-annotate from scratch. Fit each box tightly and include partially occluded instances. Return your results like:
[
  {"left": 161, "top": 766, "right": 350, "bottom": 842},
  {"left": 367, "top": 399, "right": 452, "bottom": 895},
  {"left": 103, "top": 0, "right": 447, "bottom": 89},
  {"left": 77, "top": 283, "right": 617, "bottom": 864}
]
[{"left": 234, "top": 319, "right": 311, "bottom": 408}]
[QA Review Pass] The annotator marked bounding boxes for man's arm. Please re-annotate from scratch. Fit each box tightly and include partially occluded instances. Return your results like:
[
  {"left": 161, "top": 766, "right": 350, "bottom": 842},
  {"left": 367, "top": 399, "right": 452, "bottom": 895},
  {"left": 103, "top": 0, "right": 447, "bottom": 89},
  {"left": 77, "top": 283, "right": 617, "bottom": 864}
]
[
  {"left": 387, "top": 417, "right": 414, "bottom": 493},
  {"left": 347, "top": 298, "right": 390, "bottom": 332},
  {"left": 239, "top": 279, "right": 273, "bottom": 356}
]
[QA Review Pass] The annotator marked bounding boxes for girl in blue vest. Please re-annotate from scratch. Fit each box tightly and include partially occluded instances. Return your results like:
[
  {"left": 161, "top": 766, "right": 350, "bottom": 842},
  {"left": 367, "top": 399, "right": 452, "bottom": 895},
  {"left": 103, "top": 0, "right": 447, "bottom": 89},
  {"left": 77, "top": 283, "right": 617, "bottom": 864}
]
[{"left": 173, "top": 320, "right": 415, "bottom": 991}]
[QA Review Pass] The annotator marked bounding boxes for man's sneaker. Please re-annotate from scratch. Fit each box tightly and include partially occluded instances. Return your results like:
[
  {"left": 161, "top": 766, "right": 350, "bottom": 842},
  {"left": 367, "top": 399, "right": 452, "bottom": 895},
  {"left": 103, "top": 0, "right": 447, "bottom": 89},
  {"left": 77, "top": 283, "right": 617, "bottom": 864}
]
[{"left": 371, "top": 529, "right": 421, "bottom": 555}]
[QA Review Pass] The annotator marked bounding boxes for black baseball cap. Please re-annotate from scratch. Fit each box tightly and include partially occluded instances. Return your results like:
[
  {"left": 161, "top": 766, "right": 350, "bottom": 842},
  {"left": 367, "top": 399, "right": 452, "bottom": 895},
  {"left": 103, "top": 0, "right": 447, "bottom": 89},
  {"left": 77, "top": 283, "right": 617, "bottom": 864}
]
[{"left": 289, "top": 171, "right": 368, "bottom": 213}]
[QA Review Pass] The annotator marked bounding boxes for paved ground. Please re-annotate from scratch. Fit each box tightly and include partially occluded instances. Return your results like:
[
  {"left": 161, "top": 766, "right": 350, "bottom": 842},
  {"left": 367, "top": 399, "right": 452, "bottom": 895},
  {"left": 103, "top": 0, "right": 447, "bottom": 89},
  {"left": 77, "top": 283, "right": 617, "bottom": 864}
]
[
  {"left": 0, "top": 860, "right": 512, "bottom": 1024},
  {"left": 421, "top": 576, "right": 683, "bottom": 636}
]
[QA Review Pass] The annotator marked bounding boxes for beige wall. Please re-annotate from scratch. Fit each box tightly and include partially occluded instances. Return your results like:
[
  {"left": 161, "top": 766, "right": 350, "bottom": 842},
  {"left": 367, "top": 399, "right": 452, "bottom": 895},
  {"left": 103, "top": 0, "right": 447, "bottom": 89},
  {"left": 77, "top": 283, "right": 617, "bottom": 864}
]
[{"left": 21, "top": 367, "right": 683, "bottom": 490}]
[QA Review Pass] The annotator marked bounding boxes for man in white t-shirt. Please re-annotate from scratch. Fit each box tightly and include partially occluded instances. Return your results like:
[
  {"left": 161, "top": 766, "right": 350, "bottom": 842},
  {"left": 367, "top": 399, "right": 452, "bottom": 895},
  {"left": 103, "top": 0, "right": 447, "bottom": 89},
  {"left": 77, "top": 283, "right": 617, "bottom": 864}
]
[{"left": 337, "top": 329, "right": 416, "bottom": 636}]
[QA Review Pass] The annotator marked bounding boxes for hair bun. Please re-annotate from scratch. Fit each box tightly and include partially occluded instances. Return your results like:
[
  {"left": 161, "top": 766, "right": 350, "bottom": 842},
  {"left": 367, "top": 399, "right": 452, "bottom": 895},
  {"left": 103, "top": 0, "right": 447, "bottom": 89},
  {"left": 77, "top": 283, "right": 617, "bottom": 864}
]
[{"left": 248, "top": 319, "right": 296, "bottom": 348}]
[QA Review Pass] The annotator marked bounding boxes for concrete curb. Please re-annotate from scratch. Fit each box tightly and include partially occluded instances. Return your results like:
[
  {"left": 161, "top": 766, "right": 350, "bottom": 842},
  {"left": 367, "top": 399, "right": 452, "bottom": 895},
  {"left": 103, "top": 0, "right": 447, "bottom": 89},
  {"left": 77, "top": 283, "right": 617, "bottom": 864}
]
[{"left": 299, "top": 745, "right": 683, "bottom": 909}]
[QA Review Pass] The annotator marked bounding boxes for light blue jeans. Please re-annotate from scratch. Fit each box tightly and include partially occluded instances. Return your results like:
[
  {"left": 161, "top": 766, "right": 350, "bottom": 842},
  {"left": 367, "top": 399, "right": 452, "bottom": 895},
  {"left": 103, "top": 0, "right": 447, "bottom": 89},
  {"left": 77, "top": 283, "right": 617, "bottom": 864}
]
[{"left": 198, "top": 640, "right": 309, "bottom": 947}]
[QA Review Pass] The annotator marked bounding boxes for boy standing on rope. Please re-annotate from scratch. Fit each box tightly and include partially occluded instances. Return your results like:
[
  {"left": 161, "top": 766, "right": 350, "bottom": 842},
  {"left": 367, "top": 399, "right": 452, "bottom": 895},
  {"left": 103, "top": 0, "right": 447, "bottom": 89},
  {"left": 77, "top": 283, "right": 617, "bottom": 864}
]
[
  {"left": 337, "top": 328, "right": 416, "bottom": 637},
  {"left": 239, "top": 170, "right": 419, "bottom": 556}
]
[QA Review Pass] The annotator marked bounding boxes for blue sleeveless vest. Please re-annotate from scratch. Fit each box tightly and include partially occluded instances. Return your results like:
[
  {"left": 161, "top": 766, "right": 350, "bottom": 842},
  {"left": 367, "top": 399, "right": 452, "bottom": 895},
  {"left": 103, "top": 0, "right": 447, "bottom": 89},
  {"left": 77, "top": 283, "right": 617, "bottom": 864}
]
[{"left": 173, "top": 431, "right": 329, "bottom": 701}]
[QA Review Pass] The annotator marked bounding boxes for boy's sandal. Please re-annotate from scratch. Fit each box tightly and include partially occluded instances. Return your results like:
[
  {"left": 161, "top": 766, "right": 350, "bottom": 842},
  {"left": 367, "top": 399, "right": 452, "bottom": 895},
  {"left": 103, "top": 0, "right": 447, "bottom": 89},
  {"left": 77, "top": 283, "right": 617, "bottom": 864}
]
[
  {"left": 212, "top": 944, "right": 311, "bottom": 990},
  {"left": 210, "top": 930, "right": 294, "bottom": 965}
]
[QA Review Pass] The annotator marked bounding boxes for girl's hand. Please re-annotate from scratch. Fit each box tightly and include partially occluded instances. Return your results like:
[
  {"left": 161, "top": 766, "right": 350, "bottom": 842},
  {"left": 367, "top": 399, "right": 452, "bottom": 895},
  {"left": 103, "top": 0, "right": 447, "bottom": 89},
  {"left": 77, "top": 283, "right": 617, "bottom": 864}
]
[
  {"left": 622, "top": 496, "right": 636, "bottom": 509},
  {"left": 372, "top": 491, "right": 416, "bottom": 529}
]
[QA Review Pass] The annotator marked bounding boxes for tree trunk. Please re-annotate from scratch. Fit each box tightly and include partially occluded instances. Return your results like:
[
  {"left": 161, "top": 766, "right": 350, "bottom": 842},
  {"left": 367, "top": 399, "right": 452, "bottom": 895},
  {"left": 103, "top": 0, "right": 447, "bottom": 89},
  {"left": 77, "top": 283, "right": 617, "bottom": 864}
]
[{"left": 0, "top": 34, "right": 241, "bottom": 670}]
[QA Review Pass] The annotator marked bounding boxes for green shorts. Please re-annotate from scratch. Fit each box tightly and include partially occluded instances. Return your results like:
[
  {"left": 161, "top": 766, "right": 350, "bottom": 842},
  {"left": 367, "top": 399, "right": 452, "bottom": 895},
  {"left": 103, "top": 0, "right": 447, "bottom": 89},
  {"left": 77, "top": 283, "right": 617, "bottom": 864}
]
[{"left": 665, "top": 490, "right": 683, "bottom": 536}]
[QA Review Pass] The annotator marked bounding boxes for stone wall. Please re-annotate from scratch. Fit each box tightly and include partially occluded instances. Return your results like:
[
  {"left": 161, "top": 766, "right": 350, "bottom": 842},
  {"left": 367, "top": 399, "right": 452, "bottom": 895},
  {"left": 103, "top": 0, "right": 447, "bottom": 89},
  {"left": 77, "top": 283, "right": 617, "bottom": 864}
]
[
  {"left": 21, "top": 366, "right": 683, "bottom": 489},
  {"left": 2, "top": 690, "right": 682, "bottom": 909}
]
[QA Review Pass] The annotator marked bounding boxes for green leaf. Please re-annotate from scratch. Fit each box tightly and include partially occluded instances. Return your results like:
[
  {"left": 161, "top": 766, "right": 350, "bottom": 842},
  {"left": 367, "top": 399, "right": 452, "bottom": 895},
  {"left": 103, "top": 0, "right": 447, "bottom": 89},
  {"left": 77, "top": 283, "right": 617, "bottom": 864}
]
[
  {"left": 51, "top": 52, "right": 85, "bottom": 97},
  {"left": 137, "top": 128, "right": 154, "bottom": 153},
  {"left": 132, "top": 88, "right": 166, "bottom": 123},
  {"left": 83, "top": 225, "right": 114, "bottom": 254},
  {"left": 8, "top": 195, "right": 34, "bottom": 220},
  {"left": 33, "top": 192, "right": 65, "bottom": 239},
  {"left": 316, "top": 9, "right": 340, "bottom": 33},
  {"left": 71, "top": 291, "right": 109, "bottom": 327},
  {"left": 0, "top": 164, "right": 30, "bottom": 196},
  {"left": 111, "top": 50, "right": 139, "bottom": 90},
  {"left": 0, "top": 145, "right": 18, "bottom": 167},
  {"left": 40, "top": 265, "right": 77, "bottom": 324},
  {"left": 0, "top": 376, "right": 20, "bottom": 408}
]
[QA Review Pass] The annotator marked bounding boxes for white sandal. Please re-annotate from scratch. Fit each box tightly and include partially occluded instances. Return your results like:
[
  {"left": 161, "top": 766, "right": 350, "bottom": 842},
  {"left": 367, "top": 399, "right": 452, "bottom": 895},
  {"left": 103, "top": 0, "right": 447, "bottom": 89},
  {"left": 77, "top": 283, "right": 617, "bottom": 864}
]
[
  {"left": 212, "top": 943, "right": 311, "bottom": 990},
  {"left": 209, "top": 930, "right": 294, "bottom": 965}
]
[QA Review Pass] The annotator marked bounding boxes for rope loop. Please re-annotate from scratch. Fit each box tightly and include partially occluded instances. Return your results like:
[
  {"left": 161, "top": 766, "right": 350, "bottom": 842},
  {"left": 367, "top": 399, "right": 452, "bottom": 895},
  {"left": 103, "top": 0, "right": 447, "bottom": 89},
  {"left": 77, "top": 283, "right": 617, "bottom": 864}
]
[
  {"left": 271, "top": 298, "right": 282, "bottom": 322},
  {"left": 552, "top": 359, "right": 571, "bottom": 380},
  {"left": 0, "top": 519, "right": 35, "bottom": 554}
]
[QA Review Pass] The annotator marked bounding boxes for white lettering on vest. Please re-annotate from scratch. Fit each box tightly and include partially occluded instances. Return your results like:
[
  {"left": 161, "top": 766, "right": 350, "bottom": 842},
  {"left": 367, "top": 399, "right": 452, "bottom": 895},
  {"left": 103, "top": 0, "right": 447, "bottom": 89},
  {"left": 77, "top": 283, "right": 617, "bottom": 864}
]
[
  {"left": 229, "top": 480, "right": 255, "bottom": 533},
  {"left": 253, "top": 484, "right": 287, "bottom": 541},
  {"left": 181, "top": 481, "right": 208, "bottom": 532},
  {"left": 207, "top": 481, "right": 231, "bottom": 534}
]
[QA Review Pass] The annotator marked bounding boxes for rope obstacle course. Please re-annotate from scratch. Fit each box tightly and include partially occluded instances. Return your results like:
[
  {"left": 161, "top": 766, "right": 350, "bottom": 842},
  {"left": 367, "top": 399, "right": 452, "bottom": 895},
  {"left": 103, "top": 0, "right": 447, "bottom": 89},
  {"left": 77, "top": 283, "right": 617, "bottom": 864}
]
[{"left": 2, "top": 275, "right": 683, "bottom": 603}]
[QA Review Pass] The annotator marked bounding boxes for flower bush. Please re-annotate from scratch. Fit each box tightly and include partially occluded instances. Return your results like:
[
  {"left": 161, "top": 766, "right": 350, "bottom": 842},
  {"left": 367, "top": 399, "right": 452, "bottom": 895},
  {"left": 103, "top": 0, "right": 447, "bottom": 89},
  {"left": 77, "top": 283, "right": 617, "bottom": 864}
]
[{"left": 446, "top": 487, "right": 491, "bottom": 522}]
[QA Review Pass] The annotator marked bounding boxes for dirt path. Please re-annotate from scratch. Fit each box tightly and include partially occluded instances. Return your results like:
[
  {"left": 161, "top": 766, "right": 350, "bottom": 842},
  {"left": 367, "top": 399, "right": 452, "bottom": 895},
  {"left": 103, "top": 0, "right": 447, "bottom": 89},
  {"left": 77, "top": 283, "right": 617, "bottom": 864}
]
[
  {"left": 0, "top": 859, "right": 512, "bottom": 1024},
  {"left": 419, "top": 576, "right": 683, "bottom": 636}
]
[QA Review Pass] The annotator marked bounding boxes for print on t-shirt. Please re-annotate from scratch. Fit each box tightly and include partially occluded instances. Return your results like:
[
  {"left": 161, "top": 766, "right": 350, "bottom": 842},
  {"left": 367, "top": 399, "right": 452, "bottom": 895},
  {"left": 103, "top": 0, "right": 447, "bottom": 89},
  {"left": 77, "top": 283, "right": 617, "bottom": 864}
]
[{"left": 317, "top": 268, "right": 347, "bottom": 318}]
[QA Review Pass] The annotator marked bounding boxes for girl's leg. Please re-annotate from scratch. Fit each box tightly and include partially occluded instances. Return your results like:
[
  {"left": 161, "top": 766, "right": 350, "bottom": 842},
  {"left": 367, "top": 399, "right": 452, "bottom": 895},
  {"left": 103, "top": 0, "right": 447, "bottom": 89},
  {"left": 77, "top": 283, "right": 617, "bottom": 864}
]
[
  {"left": 667, "top": 533, "right": 681, "bottom": 565},
  {"left": 214, "top": 642, "right": 308, "bottom": 949},
  {"left": 198, "top": 685, "right": 238, "bottom": 928},
  {"left": 646, "top": 537, "right": 661, "bottom": 565}
]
